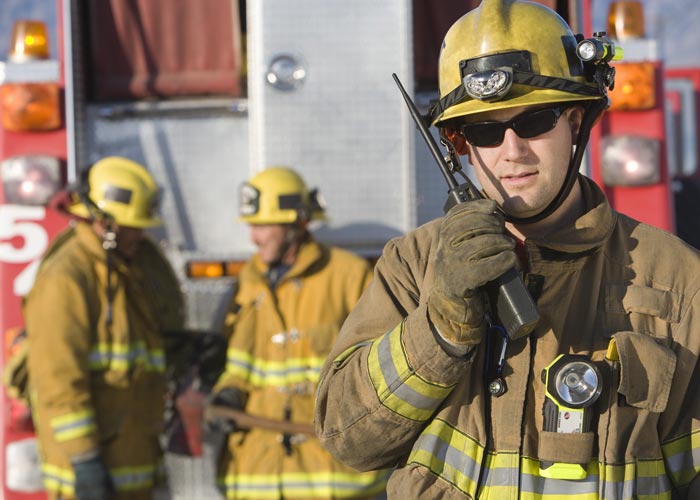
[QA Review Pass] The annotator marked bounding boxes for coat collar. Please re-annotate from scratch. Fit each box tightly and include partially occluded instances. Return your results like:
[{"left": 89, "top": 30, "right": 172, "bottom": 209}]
[
  {"left": 527, "top": 175, "right": 616, "bottom": 255},
  {"left": 74, "top": 222, "right": 133, "bottom": 275},
  {"left": 247, "top": 236, "right": 326, "bottom": 285}
]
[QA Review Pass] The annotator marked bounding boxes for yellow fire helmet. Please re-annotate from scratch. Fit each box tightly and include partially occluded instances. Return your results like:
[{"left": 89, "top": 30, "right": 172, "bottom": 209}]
[
  {"left": 68, "top": 156, "right": 162, "bottom": 228},
  {"left": 429, "top": 0, "right": 619, "bottom": 224},
  {"left": 431, "top": 0, "right": 612, "bottom": 126},
  {"left": 239, "top": 167, "right": 326, "bottom": 225}
]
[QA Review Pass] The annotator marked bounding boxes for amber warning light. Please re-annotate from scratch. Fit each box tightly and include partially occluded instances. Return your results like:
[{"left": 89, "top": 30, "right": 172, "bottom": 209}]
[
  {"left": 605, "top": 1, "right": 655, "bottom": 111},
  {"left": 9, "top": 20, "right": 50, "bottom": 61},
  {"left": 1, "top": 20, "right": 61, "bottom": 132},
  {"left": 607, "top": 1, "right": 646, "bottom": 40}
]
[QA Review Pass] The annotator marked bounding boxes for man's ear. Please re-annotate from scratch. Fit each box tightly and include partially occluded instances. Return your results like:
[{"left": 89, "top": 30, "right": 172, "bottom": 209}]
[
  {"left": 443, "top": 127, "right": 469, "bottom": 155},
  {"left": 568, "top": 106, "right": 585, "bottom": 142}
]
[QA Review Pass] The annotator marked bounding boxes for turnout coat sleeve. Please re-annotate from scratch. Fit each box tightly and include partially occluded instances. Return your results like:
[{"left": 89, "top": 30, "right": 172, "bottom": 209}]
[
  {"left": 315, "top": 220, "right": 470, "bottom": 472},
  {"left": 25, "top": 242, "right": 100, "bottom": 459}
]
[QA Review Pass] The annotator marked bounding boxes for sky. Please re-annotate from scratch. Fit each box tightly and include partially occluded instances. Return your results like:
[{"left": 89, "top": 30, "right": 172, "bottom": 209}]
[{"left": 1, "top": 0, "right": 698, "bottom": 68}]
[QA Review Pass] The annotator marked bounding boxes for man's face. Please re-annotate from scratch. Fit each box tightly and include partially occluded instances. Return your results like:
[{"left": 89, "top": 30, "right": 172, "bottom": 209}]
[
  {"left": 249, "top": 224, "right": 295, "bottom": 265},
  {"left": 458, "top": 104, "right": 582, "bottom": 219},
  {"left": 116, "top": 226, "right": 145, "bottom": 258},
  {"left": 92, "top": 220, "right": 145, "bottom": 258}
]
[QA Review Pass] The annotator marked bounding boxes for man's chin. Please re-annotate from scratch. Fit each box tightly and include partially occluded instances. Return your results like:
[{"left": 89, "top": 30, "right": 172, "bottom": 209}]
[{"left": 500, "top": 201, "right": 542, "bottom": 220}]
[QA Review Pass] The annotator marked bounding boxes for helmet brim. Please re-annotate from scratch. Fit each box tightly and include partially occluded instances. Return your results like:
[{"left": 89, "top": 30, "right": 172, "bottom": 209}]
[
  {"left": 434, "top": 86, "right": 602, "bottom": 126},
  {"left": 67, "top": 202, "right": 162, "bottom": 228}
]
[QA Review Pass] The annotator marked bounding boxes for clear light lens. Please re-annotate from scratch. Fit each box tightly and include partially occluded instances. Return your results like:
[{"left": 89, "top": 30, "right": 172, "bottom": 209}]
[
  {"left": 1, "top": 155, "right": 62, "bottom": 205},
  {"left": 602, "top": 135, "right": 660, "bottom": 186},
  {"left": 554, "top": 361, "right": 600, "bottom": 406},
  {"left": 577, "top": 41, "right": 598, "bottom": 61}
]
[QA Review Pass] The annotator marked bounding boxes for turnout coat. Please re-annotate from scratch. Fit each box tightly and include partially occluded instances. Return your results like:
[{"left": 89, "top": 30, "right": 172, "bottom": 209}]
[
  {"left": 315, "top": 176, "right": 700, "bottom": 499},
  {"left": 214, "top": 237, "right": 389, "bottom": 499},
  {"left": 25, "top": 222, "right": 183, "bottom": 499}
]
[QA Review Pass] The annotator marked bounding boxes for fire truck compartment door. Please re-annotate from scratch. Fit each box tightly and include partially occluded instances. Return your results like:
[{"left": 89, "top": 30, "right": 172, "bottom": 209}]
[{"left": 247, "top": 0, "right": 415, "bottom": 251}]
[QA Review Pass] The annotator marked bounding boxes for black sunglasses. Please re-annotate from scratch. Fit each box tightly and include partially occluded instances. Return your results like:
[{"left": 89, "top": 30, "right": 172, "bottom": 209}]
[{"left": 458, "top": 106, "right": 567, "bottom": 148}]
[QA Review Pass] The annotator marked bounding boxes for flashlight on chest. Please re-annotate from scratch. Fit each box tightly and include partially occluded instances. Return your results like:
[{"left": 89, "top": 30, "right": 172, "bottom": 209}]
[{"left": 540, "top": 354, "right": 602, "bottom": 479}]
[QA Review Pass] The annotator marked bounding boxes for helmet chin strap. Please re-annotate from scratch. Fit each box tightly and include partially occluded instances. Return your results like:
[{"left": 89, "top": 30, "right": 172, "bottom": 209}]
[
  {"left": 502, "top": 100, "right": 607, "bottom": 225},
  {"left": 268, "top": 218, "right": 307, "bottom": 268},
  {"left": 442, "top": 99, "right": 607, "bottom": 225}
]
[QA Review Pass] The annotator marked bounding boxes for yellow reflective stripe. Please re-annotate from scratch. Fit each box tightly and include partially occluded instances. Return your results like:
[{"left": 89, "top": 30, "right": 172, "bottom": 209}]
[
  {"left": 480, "top": 452, "right": 520, "bottom": 498},
  {"left": 50, "top": 409, "right": 96, "bottom": 442},
  {"left": 662, "top": 427, "right": 700, "bottom": 487},
  {"left": 41, "top": 462, "right": 156, "bottom": 494},
  {"left": 519, "top": 457, "right": 598, "bottom": 499},
  {"left": 521, "top": 458, "right": 670, "bottom": 499},
  {"left": 89, "top": 342, "right": 165, "bottom": 372},
  {"left": 226, "top": 347, "right": 325, "bottom": 387},
  {"left": 41, "top": 463, "right": 75, "bottom": 497},
  {"left": 407, "top": 418, "right": 672, "bottom": 499},
  {"left": 407, "top": 418, "right": 483, "bottom": 496},
  {"left": 367, "top": 321, "right": 454, "bottom": 421},
  {"left": 332, "top": 341, "right": 371, "bottom": 365},
  {"left": 111, "top": 464, "right": 156, "bottom": 491},
  {"left": 220, "top": 470, "right": 388, "bottom": 499}
]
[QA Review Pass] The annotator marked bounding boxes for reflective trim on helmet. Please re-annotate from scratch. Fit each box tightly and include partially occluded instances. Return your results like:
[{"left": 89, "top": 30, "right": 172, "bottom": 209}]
[
  {"left": 102, "top": 184, "right": 133, "bottom": 204},
  {"left": 431, "top": 70, "right": 600, "bottom": 124},
  {"left": 430, "top": 48, "right": 601, "bottom": 123},
  {"left": 278, "top": 193, "right": 304, "bottom": 210}
]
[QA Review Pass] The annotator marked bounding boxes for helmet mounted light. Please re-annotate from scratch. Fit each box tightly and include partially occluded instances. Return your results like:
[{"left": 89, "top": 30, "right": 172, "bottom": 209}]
[
  {"left": 463, "top": 68, "right": 513, "bottom": 101},
  {"left": 239, "top": 183, "right": 260, "bottom": 217}
]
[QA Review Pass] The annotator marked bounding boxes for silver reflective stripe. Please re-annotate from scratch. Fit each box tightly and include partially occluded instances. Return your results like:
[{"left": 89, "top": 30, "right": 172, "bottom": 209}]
[
  {"left": 479, "top": 462, "right": 518, "bottom": 490},
  {"left": 664, "top": 446, "right": 700, "bottom": 477},
  {"left": 520, "top": 470, "right": 598, "bottom": 496},
  {"left": 413, "top": 432, "right": 480, "bottom": 484},
  {"left": 376, "top": 334, "right": 443, "bottom": 411},
  {"left": 635, "top": 474, "right": 672, "bottom": 497},
  {"left": 600, "top": 477, "right": 635, "bottom": 499}
]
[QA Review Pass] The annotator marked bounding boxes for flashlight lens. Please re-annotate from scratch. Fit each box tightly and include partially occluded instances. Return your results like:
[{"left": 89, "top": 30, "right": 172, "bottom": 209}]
[
  {"left": 577, "top": 41, "right": 597, "bottom": 61},
  {"left": 554, "top": 361, "right": 600, "bottom": 406}
]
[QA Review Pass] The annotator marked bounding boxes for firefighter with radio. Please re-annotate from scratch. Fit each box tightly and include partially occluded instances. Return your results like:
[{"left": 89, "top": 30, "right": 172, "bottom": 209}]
[
  {"left": 24, "top": 156, "right": 184, "bottom": 499},
  {"left": 315, "top": 0, "right": 700, "bottom": 497},
  {"left": 207, "top": 167, "right": 389, "bottom": 499}
]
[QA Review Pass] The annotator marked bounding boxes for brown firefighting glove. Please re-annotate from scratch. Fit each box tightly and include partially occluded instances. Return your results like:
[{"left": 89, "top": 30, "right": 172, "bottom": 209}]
[
  {"left": 428, "top": 199, "right": 517, "bottom": 352},
  {"left": 206, "top": 387, "right": 248, "bottom": 435},
  {"left": 71, "top": 455, "right": 114, "bottom": 500}
]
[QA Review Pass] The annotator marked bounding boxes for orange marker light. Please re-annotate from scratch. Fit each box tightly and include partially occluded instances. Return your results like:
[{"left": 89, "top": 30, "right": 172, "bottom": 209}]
[
  {"left": 608, "top": 62, "right": 655, "bottom": 111},
  {"left": 187, "top": 262, "right": 226, "bottom": 279},
  {"left": 0, "top": 82, "right": 61, "bottom": 131},
  {"left": 186, "top": 260, "right": 247, "bottom": 279}
]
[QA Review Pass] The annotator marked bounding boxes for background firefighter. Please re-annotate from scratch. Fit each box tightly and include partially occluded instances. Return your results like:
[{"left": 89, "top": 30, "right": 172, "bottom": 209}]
[
  {"left": 315, "top": 0, "right": 700, "bottom": 498},
  {"left": 24, "top": 156, "right": 184, "bottom": 499},
  {"left": 208, "top": 167, "right": 389, "bottom": 499}
]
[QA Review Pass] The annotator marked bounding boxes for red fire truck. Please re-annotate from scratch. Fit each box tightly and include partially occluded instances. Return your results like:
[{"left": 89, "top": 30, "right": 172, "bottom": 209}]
[{"left": 0, "top": 0, "right": 698, "bottom": 498}]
